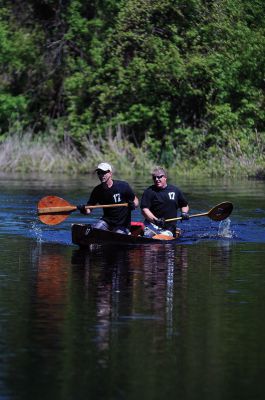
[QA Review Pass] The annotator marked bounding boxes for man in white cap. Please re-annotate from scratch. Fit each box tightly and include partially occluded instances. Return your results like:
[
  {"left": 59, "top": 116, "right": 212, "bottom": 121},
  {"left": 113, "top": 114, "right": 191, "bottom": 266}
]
[{"left": 77, "top": 162, "right": 139, "bottom": 234}]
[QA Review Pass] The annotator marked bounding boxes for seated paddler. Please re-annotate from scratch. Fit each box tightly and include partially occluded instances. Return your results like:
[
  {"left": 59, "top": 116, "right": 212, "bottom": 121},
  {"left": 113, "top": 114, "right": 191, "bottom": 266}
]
[
  {"left": 77, "top": 162, "right": 139, "bottom": 234},
  {"left": 140, "top": 166, "right": 189, "bottom": 237}
]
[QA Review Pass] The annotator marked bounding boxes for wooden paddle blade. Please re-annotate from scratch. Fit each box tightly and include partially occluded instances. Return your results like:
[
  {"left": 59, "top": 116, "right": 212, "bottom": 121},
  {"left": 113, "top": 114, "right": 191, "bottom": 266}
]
[
  {"left": 38, "top": 195, "right": 72, "bottom": 209},
  {"left": 208, "top": 202, "right": 233, "bottom": 221},
  {"left": 38, "top": 196, "right": 75, "bottom": 225},
  {"left": 39, "top": 213, "right": 70, "bottom": 225}
]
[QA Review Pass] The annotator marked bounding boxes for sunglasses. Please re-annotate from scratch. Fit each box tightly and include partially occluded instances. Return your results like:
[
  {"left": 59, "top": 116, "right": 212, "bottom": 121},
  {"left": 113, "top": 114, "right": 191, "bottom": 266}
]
[
  {"left": 152, "top": 175, "right": 165, "bottom": 180},
  {"left": 97, "top": 169, "right": 110, "bottom": 175}
]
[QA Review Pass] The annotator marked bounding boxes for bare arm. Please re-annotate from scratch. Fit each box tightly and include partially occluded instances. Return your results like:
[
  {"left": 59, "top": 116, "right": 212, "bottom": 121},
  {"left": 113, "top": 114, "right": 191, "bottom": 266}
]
[
  {"left": 133, "top": 196, "right": 139, "bottom": 208},
  {"left": 142, "top": 205, "right": 189, "bottom": 222},
  {"left": 141, "top": 207, "right": 159, "bottom": 224}
]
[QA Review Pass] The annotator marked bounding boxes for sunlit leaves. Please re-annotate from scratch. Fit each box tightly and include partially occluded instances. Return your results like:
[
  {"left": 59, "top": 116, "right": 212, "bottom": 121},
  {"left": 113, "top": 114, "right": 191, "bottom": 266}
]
[{"left": 0, "top": 0, "right": 265, "bottom": 167}]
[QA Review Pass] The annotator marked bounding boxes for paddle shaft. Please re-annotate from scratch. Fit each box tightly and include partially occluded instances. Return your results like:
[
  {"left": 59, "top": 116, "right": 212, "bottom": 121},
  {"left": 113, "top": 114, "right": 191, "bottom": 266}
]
[
  {"left": 165, "top": 211, "right": 208, "bottom": 222},
  {"left": 38, "top": 203, "right": 128, "bottom": 215},
  {"left": 165, "top": 202, "right": 233, "bottom": 223}
]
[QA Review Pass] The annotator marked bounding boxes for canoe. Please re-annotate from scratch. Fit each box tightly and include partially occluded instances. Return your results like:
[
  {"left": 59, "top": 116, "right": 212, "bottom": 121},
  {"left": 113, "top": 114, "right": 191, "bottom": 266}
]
[{"left": 71, "top": 222, "right": 181, "bottom": 247}]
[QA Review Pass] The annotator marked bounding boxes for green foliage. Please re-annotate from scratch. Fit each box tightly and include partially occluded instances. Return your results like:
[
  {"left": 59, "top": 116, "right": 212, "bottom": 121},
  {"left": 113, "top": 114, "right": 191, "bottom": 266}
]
[
  {"left": 0, "top": 0, "right": 265, "bottom": 174},
  {"left": 0, "top": 4, "right": 44, "bottom": 131},
  {"left": 0, "top": 94, "right": 28, "bottom": 130}
]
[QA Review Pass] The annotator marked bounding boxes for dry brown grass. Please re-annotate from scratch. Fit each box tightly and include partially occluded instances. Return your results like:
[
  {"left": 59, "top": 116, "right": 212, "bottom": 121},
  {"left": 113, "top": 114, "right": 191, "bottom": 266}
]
[
  {"left": 0, "top": 127, "right": 264, "bottom": 178},
  {"left": 0, "top": 130, "right": 154, "bottom": 174}
]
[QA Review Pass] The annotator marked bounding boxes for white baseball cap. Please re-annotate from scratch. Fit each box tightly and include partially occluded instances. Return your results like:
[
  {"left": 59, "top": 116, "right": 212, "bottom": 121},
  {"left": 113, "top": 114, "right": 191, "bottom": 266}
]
[{"left": 95, "top": 162, "right": 112, "bottom": 172}]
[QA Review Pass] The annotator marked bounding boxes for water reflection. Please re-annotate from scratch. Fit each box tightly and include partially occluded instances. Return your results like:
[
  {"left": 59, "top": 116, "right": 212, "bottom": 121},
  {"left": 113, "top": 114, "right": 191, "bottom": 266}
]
[
  {"left": 1, "top": 172, "right": 265, "bottom": 399},
  {"left": 71, "top": 244, "right": 190, "bottom": 353},
  {"left": 30, "top": 245, "right": 71, "bottom": 361},
  {"left": 3, "top": 235, "right": 265, "bottom": 400},
  {"left": 67, "top": 240, "right": 237, "bottom": 381},
  {"left": 34, "top": 246, "right": 69, "bottom": 327},
  {"left": 0, "top": 242, "right": 72, "bottom": 399}
]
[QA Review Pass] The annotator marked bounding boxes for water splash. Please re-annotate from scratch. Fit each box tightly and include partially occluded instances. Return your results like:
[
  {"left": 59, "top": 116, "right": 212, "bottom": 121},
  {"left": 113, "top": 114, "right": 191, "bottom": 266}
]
[
  {"left": 218, "top": 218, "right": 234, "bottom": 239},
  {"left": 30, "top": 221, "right": 43, "bottom": 243}
]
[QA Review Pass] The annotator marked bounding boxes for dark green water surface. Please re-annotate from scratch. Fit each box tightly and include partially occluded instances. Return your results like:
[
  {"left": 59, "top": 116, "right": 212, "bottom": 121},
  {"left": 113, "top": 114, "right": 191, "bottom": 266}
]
[{"left": 0, "top": 173, "right": 265, "bottom": 400}]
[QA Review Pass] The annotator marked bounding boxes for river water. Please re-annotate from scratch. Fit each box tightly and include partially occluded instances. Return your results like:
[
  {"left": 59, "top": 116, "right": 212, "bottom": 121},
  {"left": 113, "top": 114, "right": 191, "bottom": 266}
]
[{"left": 0, "top": 172, "right": 265, "bottom": 400}]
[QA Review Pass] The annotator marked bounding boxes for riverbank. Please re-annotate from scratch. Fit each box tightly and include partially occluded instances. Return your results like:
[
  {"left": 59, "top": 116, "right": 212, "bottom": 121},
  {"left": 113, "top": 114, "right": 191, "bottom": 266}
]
[{"left": 0, "top": 133, "right": 264, "bottom": 178}]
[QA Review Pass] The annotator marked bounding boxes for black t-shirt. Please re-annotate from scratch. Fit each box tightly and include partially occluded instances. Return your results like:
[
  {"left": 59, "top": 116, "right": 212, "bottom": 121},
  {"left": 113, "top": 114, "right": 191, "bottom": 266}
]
[
  {"left": 87, "top": 180, "right": 135, "bottom": 228},
  {"left": 140, "top": 184, "right": 188, "bottom": 231}
]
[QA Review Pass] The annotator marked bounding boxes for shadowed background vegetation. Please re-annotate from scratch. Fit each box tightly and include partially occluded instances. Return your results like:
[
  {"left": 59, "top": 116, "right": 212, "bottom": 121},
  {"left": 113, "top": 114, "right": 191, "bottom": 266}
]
[{"left": 0, "top": 0, "right": 264, "bottom": 176}]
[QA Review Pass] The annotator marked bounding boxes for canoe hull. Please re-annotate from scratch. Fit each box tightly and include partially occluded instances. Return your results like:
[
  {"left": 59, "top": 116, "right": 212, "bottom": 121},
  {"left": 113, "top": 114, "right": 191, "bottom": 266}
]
[{"left": 71, "top": 224, "right": 180, "bottom": 247}]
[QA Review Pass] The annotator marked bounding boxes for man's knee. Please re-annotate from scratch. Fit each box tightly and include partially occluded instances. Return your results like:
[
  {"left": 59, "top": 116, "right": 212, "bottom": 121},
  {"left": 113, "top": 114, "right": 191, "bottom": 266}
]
[
  {"left": 113, "top": 227, "right": 130, "bottom": 235},
  {"left": 93, "top": 220, "right": 109, "bottom": 230}
]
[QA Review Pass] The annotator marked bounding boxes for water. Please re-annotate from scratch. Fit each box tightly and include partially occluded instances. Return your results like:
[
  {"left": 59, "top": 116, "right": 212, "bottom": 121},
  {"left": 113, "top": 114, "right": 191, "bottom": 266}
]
[{"left": 0, "top": 172, "right": 265, "bottom": 400}]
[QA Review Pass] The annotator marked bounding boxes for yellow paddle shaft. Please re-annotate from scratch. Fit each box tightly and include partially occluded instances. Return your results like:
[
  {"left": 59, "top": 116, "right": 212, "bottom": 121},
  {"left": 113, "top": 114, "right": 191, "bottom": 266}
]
[
  {"left": 165, "top": 211, "right": 208, "bottom": 222},
  {"left": 38, "top": 203, "right": 128, "bottom": 215}
]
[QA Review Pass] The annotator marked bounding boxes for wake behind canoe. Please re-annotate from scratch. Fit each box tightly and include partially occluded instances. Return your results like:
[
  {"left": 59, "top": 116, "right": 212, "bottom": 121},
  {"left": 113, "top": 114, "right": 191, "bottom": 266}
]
[{"left": 71, "top": 224, "right": 181, "bottom": 247}]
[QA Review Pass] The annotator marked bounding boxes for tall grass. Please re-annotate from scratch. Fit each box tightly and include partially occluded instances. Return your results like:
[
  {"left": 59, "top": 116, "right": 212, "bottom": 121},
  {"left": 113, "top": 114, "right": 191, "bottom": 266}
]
[
  {"left": 0, "top": 133, "right": 81, "bottom": 173},
  {"left": 0, "top": 129, "right": 264, "bottom": 178},
  {"left": 0, "top": 130, "right": 154, "bottom": 174}
]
